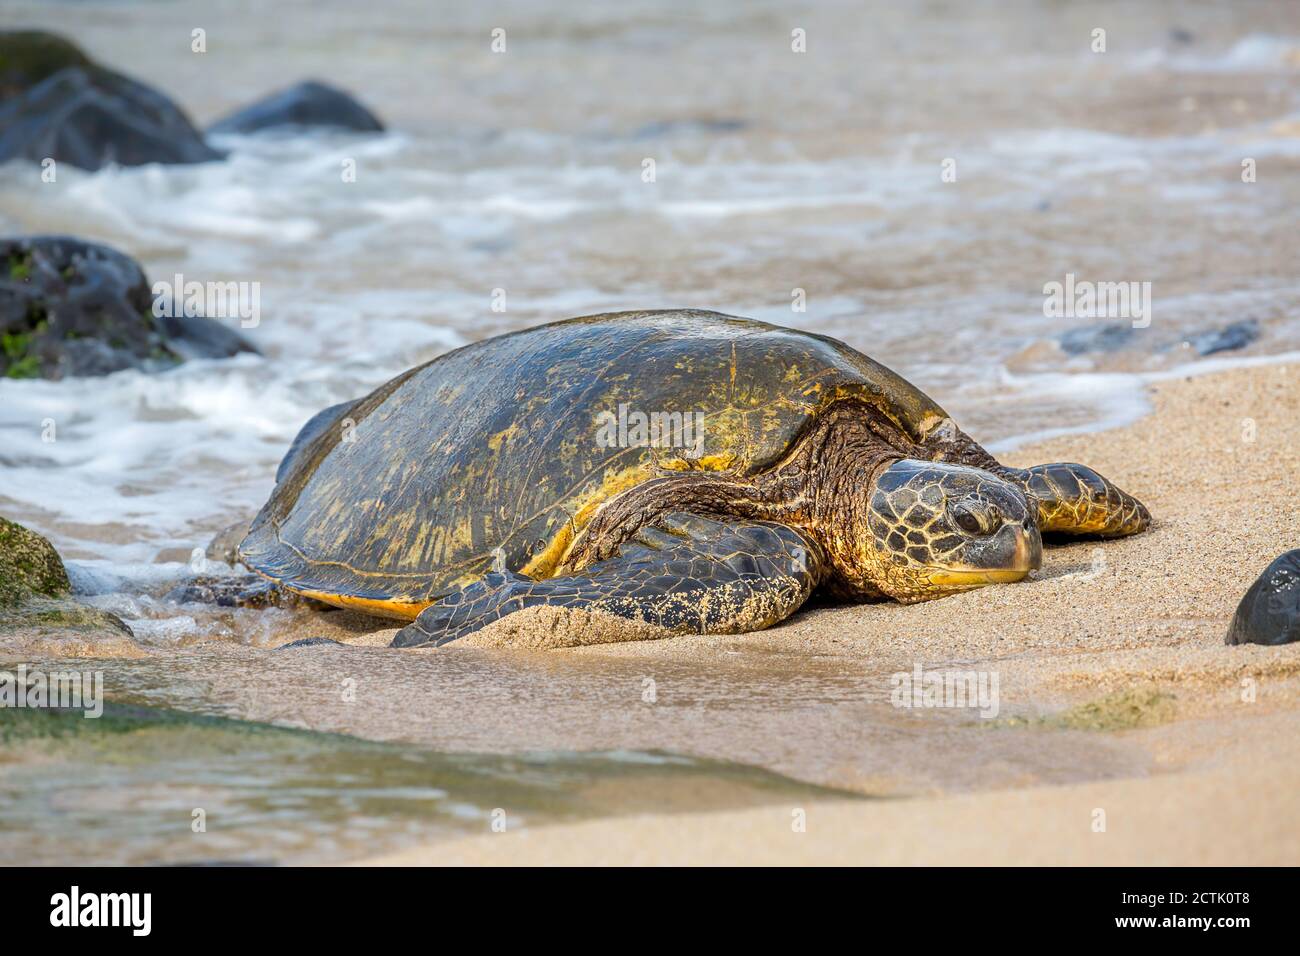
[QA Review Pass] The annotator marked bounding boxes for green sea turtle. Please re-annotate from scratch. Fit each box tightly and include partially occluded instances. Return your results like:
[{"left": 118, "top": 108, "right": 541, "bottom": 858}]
[{"left": 239, "top": 310, "right": 1150, "bottom": 647}]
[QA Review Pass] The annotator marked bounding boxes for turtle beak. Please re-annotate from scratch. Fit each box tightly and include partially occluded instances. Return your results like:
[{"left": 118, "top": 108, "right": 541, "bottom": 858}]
[
  {"left": 999, "top": 516, "right": 1042, "bottom": 574},
  {"left": 926, "top": 519, "right": 1041, "bottom": 587}
]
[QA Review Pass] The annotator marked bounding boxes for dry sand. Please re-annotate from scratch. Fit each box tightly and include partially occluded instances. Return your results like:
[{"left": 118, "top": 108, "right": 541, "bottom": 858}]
[{"left": 358, "top": 360, "right": 1300, "bottom": 865}]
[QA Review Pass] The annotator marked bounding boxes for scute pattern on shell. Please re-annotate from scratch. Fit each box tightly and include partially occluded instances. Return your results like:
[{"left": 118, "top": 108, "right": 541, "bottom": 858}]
[{"left": 239, "top": 309, "right": 948, "bottom": 617}]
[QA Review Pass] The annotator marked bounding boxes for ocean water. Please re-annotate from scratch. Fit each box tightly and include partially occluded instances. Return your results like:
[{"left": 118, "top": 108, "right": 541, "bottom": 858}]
[{"left": 1, "top": 0, "right": 1298, "bottom": 639}]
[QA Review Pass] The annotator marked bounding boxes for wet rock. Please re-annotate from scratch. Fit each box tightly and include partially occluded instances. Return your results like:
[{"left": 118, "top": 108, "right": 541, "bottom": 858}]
[
  {"left": 0, "top": 235, "right": 259, "bottom": 380},
  {"left": 0, "top": 30, "right": 91, "bottom": 96},
  {"left": 0, "top": 516, "right": 139, "bottom": 653},
  {"left": 630, "top": 118, "right": 747, "bottom": 139},
  {"left": 1058, "top": 322, "right": 1135, "bottom": 355},
  {"left": 1185, "top": 319, "right": 1259, "bottom": 357},
  {"left": 206, "top": 520, "right": 252, "bottom": 566},
  {"left": 0, "top": 515, "right": 70, "bottom": 606},
  {"left": 275, "top": 637, "right": 343, "bottom": 650},
  {"left": 0, "top": 31, "right": 223, "bottom": 170},
  {"left": 1227, "top": 550, "right": 1300, "bottom": 646},
  {"left": 164, "top": 574, "right": 334, "bottom": 612},
  {"left": 208, "top": 80, "right": 384, "bottom": 134},
  {"left": 165, "top": 576, "right": 282, "bottom": 609}
]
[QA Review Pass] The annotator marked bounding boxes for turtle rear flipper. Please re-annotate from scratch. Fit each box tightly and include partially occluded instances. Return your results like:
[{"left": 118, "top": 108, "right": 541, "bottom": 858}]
[{"left": 391, "top": 515, "right": 824, "bottom": 648}]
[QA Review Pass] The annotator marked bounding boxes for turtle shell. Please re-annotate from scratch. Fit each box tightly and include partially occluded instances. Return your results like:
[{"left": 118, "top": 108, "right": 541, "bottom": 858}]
[{"left": 239, "top": 309, "right": 950, "bottom": 618}]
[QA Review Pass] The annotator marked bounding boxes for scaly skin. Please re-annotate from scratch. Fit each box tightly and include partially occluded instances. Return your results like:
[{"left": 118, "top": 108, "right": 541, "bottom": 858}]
[
  {"left": 920, "top": 418, "right": 1152, "bottom": 538},
  {"left": 395, "top": 514, "right": 822, "bottom": 647}
]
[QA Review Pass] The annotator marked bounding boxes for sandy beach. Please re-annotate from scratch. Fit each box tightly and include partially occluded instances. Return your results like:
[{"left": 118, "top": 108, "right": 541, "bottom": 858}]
[{"left": 356, "top": 359, "right": 1300, "bottom": 865}]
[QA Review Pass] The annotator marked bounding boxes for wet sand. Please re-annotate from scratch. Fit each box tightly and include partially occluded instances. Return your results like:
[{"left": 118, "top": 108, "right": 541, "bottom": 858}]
[{"left": 357, "top": 359, "right": 1300, "bottom": 864}]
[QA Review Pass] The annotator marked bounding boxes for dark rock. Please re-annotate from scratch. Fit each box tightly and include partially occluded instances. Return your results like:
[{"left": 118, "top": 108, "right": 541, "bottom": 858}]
[
  {"left": 1059, "top": 322, "right": 1135, "bottom": 355},
  {"left": 0, "top": 235, "right": 259, "bottom": 380},
  {"left": 1169, "top": 27, "right": 1195, "bottom": 46},
  {"left": 206, "top": 519, "right": 252, "bottom": 566},
  {"left": 0, "top": 30, "right": 92, "bottom": 96},
  {"left": 165, "top": 576, "right": 281, "bottom": 609},
  {"left": 1227, "top": 550, "right": 1300, "bottom": 646},
  {"left": 630, "top": 118, "right": 748, "bottom": 139},
  {"left": 164, "top": 574, "right": 334, "bottom": 613},
  {"left": 156, "top": 312, "right": 259, "bottom": 361},
  {"left": 208, "top": 80, "right": 384, "bottom": 135},
  {"left": 0, "top": 32, "right": 222, "bottom": 170},
  {"left": 275, "top": 637, "right": 342, "bottom": 650},
  {"left": 1186, "top": 319, "right": 1259, "bottom": 357}
]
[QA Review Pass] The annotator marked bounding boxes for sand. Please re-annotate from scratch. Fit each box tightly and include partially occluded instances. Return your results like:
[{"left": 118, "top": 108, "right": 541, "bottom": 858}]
[{"left": 357, "top": 359, "right": 1300, "bottom": 865}]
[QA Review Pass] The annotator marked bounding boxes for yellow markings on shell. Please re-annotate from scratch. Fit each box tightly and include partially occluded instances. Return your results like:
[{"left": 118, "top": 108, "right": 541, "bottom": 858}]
[
  {"left": 486, "top": 422, "right": 522, "bottom": 452},
  {"left": 659, "top": 452, "right": 737, "bottom": 472},
  {"left": 294, "top": 588, "right": 430, "bottom": 621},
  {"left": 520, "top": 460, "right": 656, "bottom": 578}
]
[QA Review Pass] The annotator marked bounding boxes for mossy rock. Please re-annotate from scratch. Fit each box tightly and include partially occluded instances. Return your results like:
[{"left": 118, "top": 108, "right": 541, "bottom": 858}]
[
  {"left": 0, "top": 236, "right": 259, "bottom": 380},
  {"left": 0, "top": 30, "right": 91, "bottom": 97},
  {"left": 0, "top": 517, "right": 139, "bottom": 656},
  {"left": 0, "top": 31, "right": 224, "bottom": 171},
  {"left": 0, "top": 516, "right": 70, "bottom": 606}
]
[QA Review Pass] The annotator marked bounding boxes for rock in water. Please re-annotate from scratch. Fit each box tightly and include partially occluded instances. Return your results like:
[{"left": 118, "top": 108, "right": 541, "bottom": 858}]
[
  {"left": 0, "top": 31, "right": 222, "bottom": 170},
  {"left": 0, "top": 29, "right": 91, "bottom": 95},
  {"left": 0, "top": 515, "right": 70, "bottom": 606},
  {"left": 1186, "top": 319, "right": 1259, "bottom": 357},
  {"left": 208, "top": 80, "right": 384, "bottom": 134},
  {"left": 0, "top": 516, "right": 137, "bottom": 655},
  {"left": 206, "top": 520, "right": 253, "bottom": 566},
  {"left": 1059, "top": 322, "right": 1135, "bottom": 355},
  {"left": 1227, "top": 550, "right": 1300, "bottom": 646},
  {"left": 0, "top": 235, "right": 259, "bottom": 380},
  {"left": 275, "top": 637, "right": 343, "bottom": 650}
]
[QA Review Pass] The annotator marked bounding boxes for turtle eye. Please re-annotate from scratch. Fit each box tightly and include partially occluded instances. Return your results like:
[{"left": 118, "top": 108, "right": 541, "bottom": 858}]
[{"left": 950, "top": 501, "right": 996, "bottom": 535}]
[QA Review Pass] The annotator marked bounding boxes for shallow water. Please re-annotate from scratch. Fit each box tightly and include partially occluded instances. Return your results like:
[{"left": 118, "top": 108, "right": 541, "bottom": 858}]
[
  {"left": 0, "top": 0, "right": 1298, "bottom": 860},
  {"left": 0, "top": 702, "right": 850, "bottom": 865}
]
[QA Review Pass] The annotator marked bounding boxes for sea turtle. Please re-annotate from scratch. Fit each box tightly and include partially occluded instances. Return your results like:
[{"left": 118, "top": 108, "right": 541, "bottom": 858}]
[{"left": 239, "top": 310, "right": 1150, "bottom": 647}]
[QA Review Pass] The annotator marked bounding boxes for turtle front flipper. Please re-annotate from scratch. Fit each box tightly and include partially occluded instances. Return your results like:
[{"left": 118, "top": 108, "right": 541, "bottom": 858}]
[
  {"left": 1007, "top": 463, "right": 1150, "bottom": 537},
  {"left": 391, "top": 514, "right": 825, "bottom": 648}
]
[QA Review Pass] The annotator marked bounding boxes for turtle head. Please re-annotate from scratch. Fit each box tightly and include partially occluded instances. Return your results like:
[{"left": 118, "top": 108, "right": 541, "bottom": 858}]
[{"left": 844, "top": 459, "right": 1041, "bottom": 603}]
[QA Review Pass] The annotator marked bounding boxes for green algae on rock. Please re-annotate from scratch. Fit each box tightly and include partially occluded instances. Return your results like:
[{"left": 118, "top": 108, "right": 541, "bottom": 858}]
[
  {"left": 0, "top": 516, "right": 70, "bottom": 606},
  {"left": 0, "top": 517, "right": 139, "bottom": 656}
]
